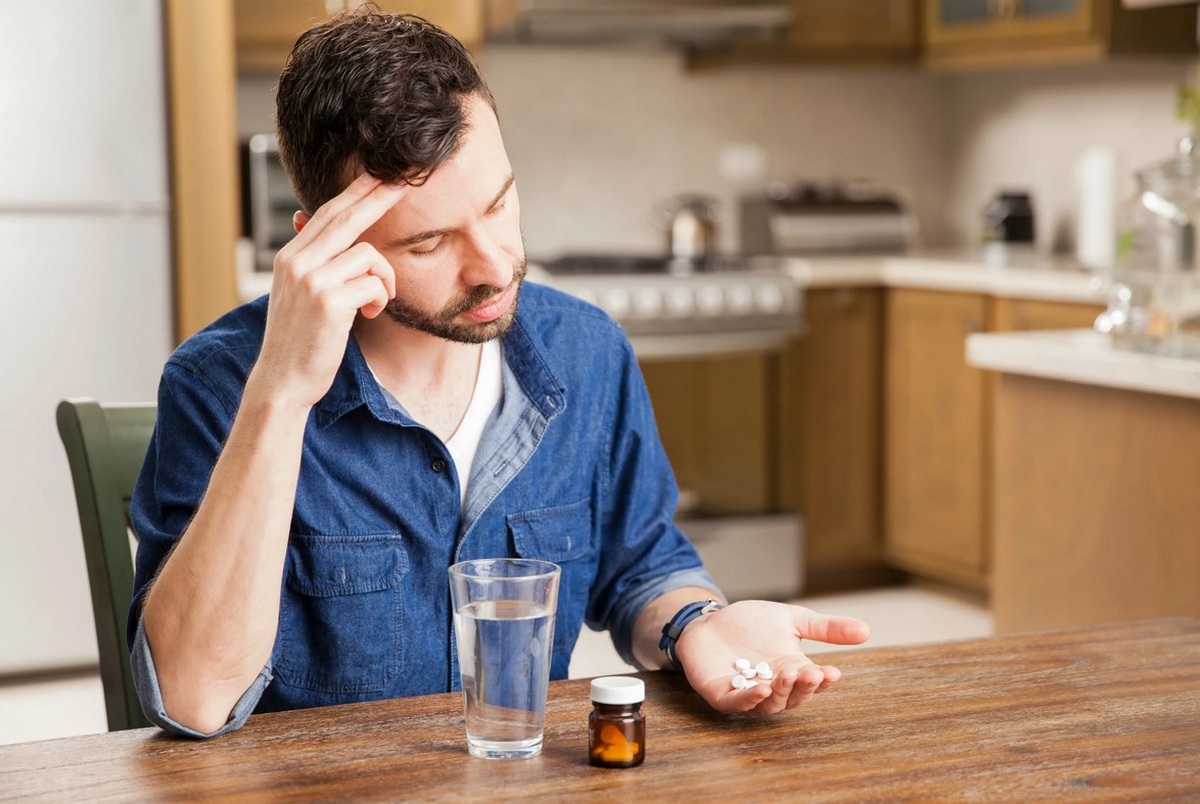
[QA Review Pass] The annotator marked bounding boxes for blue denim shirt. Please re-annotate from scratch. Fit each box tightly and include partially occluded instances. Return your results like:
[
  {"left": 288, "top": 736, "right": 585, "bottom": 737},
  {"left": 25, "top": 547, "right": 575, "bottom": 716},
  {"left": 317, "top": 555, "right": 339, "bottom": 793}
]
[{"left": 128, "top": 282, "right": 717, "bottom": 737}]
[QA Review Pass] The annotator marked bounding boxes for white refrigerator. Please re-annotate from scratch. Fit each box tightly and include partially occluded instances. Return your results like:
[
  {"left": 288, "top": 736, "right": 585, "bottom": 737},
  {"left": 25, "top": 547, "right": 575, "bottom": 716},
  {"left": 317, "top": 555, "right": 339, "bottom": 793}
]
[{"left": 0, "top": 0, "right": 173, "bottom": 674}]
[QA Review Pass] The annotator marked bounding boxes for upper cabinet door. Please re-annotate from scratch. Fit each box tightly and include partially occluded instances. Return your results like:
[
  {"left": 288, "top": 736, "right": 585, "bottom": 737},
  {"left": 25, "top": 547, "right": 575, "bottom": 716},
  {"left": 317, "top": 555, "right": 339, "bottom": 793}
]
[
  {"left": 688, "top": 0, "right": 919, "bottom": 68},
  {"left": 923, "top": 0, "right": 1195, "bottom": 69},
  {"left": 235, "top": 0, "right": 483, "bottom": 73},
  {"left": 926, "top": 0, "right": 1092, "bottom": 47},
  {"left": 937, "top": 0, "right": 992, "bottom": 24},
  {"left": 784, "top": 0, "right": 919, "bottom": 54}
]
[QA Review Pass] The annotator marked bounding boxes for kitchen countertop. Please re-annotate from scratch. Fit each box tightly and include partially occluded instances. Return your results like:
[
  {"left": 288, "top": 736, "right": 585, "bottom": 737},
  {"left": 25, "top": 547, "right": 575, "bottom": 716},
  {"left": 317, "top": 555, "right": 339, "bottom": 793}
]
[
  {"left": 243, "top": 248, "right": 1110, "bottom": 306},
  {"left": 785, "top": 248, "right": 1108, "bottom": 304},
  {"left": 966, "top": 328, "right": 1200, "bottom": 400}
]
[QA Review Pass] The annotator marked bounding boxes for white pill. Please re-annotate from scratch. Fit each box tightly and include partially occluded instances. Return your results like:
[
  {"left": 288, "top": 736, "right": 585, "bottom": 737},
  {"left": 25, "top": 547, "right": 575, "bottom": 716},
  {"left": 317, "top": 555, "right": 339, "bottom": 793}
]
[
  {"left": 731, "top": 674, "right": 748, "bottom": 690},
  {"left": 745, "top": 679, "right": 760, "bottom": 688},
  {"left": 734, "top": 658, "right": 751, "bottom": 671},
  {"left": 755, "top": 662, "right": 773, "bottom": 679},
  {"left": 741, "top": 667, "right": 758, "bottom": 679}
]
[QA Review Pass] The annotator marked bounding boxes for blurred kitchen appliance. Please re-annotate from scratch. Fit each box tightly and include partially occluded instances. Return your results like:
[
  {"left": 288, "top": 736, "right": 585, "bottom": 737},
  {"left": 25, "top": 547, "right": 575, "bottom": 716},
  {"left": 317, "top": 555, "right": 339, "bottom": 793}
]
[
  {"left": 1095, "top": 134, "right": 1200, "bottom": 358},
  {"left": 983, "top": 191, "right": 1035, "bottom": 244},
  {"left": 241, "top": 133, "right": 300, "bottom": 274},
  {"left": 661, "top": 194, "right": 720, "bottom": 262},
  {"left": 485, "top": 0, "right": 791, "bottom": 49},
  {"left": 532, "top": 253, "right": 800, "bottom": 359},
  {"left": 740, "top": 182, "right": 916, "bottom": 255}
]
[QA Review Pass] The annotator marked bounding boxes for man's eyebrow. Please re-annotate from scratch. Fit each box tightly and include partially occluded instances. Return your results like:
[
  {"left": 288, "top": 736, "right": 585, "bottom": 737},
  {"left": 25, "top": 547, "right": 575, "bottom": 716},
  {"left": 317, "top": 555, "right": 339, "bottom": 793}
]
[
  {"left": 488, "top": 172, "right": 515, "bottom": 211},
  {"left": 384, "top": 172, "right": 516, "bottom": 250}
]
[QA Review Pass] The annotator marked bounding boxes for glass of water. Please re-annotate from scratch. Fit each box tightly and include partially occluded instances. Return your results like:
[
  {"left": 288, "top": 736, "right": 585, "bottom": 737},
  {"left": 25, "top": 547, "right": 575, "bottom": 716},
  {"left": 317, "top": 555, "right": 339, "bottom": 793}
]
[{"left": 448, "top": 558, "right": 561, "bottom": 759}]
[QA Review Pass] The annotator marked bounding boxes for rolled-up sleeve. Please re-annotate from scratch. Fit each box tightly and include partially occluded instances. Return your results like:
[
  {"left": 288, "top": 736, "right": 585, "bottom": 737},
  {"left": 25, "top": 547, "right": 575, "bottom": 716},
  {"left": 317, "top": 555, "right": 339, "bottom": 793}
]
[
  {"left": 131, "top": 618, "right": 272, "bottom": 738},
  {"left": 606, "top": 565, "right": 720, "bottom": 669}
]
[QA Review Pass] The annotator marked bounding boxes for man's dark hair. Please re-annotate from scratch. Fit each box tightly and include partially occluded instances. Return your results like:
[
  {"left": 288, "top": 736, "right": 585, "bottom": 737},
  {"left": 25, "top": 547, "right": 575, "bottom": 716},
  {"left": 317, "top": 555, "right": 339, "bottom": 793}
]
[{"left": 275, "top": 9, "right": 496, "bottom": 214}]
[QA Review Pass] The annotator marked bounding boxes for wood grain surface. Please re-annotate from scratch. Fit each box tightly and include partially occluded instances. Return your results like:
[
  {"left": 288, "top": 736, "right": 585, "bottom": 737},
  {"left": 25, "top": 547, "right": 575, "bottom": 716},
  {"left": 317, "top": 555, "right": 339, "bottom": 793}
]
[{"left": 2, "top": 618, "right": 1198, "bottom": 801}]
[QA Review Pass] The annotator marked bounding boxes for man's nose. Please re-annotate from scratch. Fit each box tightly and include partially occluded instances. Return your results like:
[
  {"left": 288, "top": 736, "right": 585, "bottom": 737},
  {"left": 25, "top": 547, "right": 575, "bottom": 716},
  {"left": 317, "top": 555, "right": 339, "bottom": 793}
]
[{"left": 463, "top": 228, "right": 515, "bottom": 288}]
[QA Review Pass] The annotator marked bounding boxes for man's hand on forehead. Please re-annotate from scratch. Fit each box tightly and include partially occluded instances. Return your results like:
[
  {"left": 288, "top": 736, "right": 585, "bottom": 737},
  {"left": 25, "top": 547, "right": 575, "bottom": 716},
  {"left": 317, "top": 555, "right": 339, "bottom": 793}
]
[
  {"left": 289, "top": 173, "right": 409, "bottom": 263},
  {"left": 256, "top": 172, "right": 410, "bottom": 411}
]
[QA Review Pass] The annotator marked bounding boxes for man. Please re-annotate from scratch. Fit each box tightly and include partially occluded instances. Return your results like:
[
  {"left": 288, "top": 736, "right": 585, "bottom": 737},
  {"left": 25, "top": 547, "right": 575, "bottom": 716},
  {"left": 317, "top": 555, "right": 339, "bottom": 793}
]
[{"left": 128, "top": 10, "right": 869, "bottom": 738}]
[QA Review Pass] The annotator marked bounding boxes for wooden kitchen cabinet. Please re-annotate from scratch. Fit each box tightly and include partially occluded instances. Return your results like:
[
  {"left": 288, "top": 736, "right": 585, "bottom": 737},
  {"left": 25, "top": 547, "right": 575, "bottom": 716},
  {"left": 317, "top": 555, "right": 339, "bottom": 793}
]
[
  {"left": 640, "top": 355, "right": 772, "bottom": 517},
  {"left": 883, "top": 290, "right": 1104, "bottom": 591},
  {"left": 992, "top": 296, "right": 1103, "bottom": 333},
  {"left": 884, "top": 289, "right": 990, "bottom": 590},
  {"left": 690, "top": 0, "right": 920, "bottom": 68},
  {"left": 775, "top": 288, "right": 898, "bottom": 593},
  {"left": 992, "top": 373, "right": 1200, "bottom": 633},
  {"left": 235, "top": 0, "right": 484, "bottom": 72},
  {"left": 923, "top": 0, "right": 1197, "bottom": 70}
]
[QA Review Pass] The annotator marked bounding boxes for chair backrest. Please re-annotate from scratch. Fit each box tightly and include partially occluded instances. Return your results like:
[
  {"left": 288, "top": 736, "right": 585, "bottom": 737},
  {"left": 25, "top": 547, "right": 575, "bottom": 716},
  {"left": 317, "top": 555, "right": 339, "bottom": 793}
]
[{"left": 56, "top": 398, "right": 156, "bottom": 731}]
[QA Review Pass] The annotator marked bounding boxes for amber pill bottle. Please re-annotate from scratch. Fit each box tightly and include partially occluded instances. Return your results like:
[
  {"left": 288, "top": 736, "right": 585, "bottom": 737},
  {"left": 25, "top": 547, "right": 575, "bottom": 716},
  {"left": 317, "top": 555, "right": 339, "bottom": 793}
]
[{"left": 588, "top": 676, "right": 646, "bottom": 768}]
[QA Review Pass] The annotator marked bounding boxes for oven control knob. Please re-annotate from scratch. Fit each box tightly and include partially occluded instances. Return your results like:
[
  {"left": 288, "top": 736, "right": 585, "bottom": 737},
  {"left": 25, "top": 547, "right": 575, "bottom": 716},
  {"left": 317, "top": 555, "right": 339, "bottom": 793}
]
[
  {"left": 600, "top": 288, "right": 631, "bottom": 319},
  {"left": 633, "top": 288, "right": 663, "bottom": 318},
  {"left": 726, "top": 284, "right": 754, "bottom": 315},
  {"left": 696, "top": 284, "right": 724, "bottom": 315},
  {"left": 665, "top": 286, "right": 694, "bottom": 316},
  {"left": 754, "top": 284, "right": 786, "bottom": 314}
]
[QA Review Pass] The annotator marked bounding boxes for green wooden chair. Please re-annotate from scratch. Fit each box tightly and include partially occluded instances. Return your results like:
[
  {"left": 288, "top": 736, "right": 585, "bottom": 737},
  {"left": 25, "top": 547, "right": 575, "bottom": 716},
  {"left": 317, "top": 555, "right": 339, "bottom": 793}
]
[{"left": 56, "top": 398, "right": 156, "bottom": 731}]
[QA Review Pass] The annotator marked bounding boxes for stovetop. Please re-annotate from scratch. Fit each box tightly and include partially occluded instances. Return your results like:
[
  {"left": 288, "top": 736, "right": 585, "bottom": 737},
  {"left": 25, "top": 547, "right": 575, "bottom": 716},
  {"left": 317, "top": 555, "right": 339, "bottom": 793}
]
[
  {"left": 529, "top": 252, "right": 802, "bottom": 358},
  {"left": 538, "top": 253, "right": 757, "bottom": 276}
]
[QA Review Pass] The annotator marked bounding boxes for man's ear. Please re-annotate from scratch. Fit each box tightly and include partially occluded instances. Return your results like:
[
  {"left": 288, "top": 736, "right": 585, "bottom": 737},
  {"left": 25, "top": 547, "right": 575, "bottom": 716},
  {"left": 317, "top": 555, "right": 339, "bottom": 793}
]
[{"left": 294, "top": 210, "right": 311, "bottom": 233}]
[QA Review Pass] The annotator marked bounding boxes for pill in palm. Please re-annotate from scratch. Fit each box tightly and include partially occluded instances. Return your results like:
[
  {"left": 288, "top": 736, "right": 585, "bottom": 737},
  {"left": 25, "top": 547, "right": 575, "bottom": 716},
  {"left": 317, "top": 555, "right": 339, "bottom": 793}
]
[
  {"left": 755, "top": 662, "right": 773, "bottom": 680},
  {"left": 735, "top": 658, "right": 751, "bottom": 671},
  {"left": 731, "top": 673, "right": 749, "bottom": 690}
]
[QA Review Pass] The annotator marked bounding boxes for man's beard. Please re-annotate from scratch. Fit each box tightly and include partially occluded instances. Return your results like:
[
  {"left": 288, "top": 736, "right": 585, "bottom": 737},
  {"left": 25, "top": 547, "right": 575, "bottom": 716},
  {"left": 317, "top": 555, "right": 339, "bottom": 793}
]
[{"left": 382, "top": 258, "right": 527, "bottom": 344}]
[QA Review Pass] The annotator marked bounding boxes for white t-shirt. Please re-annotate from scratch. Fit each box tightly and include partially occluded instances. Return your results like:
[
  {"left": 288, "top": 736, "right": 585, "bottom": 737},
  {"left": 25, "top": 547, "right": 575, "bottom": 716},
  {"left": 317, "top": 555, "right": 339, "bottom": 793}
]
[
  {"left": 446, "top": 338, "right": 503, "bottom": 507},
  {"left": 366, "top": 338, "right": 504, "bottom": 510}
]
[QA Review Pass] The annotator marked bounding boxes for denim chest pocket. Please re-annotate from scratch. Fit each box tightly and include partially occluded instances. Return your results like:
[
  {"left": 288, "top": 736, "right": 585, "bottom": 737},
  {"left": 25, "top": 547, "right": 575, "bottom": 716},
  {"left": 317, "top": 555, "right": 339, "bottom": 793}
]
[
  {"left": 507, "top": 498, "right": 595, "bottom": 670},
  {"left": 275, "top": 535, "right": 408, "bottom": 695}
]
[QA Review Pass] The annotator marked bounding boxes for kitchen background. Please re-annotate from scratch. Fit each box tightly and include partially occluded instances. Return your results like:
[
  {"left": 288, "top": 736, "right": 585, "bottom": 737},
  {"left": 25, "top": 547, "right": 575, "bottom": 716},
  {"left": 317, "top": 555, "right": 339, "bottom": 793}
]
[
  {"left": 241, "top": 52, "right": 1189, "bottom": 258},
  {"left": 3, "top": 0, "right": 1199, "bottom": 743}
]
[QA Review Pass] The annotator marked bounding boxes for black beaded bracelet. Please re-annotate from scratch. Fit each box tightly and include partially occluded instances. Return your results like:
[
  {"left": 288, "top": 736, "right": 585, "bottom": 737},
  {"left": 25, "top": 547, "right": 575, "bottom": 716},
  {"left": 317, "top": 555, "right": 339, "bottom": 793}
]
[{"left": 658, "top": 598, "right": 724, "bottom": 672}]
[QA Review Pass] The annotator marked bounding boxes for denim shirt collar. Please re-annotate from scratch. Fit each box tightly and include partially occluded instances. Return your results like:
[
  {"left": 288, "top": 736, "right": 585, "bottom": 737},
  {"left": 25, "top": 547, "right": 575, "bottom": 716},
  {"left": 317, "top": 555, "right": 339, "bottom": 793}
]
[{"left": 311, "top": 312, "right": 567, "bottom": 431}]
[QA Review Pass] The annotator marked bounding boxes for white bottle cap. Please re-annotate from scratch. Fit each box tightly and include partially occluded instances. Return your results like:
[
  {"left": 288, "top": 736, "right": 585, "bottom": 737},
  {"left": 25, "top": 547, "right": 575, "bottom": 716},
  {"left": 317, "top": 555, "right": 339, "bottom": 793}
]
[{"left": 590, "top": 676, "right": 646, "bottom": 705}]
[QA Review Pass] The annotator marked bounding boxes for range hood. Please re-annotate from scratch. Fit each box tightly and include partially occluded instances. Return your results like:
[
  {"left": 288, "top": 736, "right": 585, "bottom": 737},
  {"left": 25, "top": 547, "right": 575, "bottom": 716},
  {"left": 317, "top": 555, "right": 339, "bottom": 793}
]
[{"left": 485, "top": 0, "right": 792, "bottom": 49}]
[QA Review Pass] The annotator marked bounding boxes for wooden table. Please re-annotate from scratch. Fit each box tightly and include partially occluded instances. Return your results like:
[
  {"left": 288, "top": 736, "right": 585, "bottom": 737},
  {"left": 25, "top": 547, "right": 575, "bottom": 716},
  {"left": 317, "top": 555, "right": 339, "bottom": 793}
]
[{"left": 3, "top": 618, "right": 1198, "bottom": 801}]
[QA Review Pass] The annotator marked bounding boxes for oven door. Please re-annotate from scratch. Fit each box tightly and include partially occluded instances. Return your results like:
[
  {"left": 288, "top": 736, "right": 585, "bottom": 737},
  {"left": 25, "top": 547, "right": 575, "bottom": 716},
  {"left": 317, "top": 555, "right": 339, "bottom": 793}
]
[{"left": 641, "top": 352, "right": 804, "bottom": 601}]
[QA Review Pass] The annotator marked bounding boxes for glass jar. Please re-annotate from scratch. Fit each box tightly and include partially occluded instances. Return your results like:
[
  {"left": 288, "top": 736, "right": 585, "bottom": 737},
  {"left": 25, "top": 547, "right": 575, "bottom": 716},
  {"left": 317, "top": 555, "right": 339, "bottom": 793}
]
[
  {"left": 1097, "top": 134, "right": 1200, "bottom": 357},
  {"left": 588, "top": 676, "right": 645, "bottom": 769}
]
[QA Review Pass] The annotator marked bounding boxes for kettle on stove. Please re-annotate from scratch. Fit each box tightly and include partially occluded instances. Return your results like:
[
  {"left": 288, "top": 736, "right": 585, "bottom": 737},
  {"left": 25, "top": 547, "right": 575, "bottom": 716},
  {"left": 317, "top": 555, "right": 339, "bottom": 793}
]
[{"left": 659, "top": 194, "right": 720, "bottom": 262}]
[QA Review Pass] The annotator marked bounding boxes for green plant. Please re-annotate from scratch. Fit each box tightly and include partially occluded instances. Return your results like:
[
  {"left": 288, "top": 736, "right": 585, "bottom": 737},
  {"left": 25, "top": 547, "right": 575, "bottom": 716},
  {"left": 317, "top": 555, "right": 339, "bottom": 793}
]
[{"left": 1179, "top": 66, "right": 1200, "bottom": 129}]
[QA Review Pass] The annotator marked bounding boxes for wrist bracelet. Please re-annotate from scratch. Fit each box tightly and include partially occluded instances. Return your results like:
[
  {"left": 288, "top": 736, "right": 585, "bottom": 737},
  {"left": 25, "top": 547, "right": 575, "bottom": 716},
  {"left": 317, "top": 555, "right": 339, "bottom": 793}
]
[{"left": 658, "top": 598, "right": 724, "bottom": 672}]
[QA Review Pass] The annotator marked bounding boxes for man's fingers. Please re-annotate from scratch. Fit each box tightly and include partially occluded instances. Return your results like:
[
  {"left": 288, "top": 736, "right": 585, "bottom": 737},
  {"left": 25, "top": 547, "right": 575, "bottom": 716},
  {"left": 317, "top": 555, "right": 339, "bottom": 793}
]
[
  {"left": 325, "top": 275, "right": 391, "bottom": 323},
  {"left": 283, "top": 175, "right": 408, "bottom": 266},
  {"left": 791, "top": 608, "right": 871, "bottom": 647},
  {"left": 294, "top": 242, "right": 397, "bottom": 300}
]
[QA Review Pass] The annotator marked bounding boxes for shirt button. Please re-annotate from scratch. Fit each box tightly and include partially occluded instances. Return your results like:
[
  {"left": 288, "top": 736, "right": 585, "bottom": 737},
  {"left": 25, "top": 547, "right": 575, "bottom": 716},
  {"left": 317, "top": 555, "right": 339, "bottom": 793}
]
[{"left": 431, "top": 458, "right": 447, "bottom": 473}]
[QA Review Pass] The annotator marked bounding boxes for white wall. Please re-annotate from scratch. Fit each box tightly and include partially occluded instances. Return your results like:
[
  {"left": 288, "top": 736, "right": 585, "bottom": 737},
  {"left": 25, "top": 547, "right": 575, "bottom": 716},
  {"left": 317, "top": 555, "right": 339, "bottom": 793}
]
[
  {"left": 239, "top": 50, "right": 1199, "bottom": 259},
  {"left": 239, "top": 49, "right": 957, "bottom": 256},
  {"left": 945, "top": 59, "right": 1197, "bottom": 253},
  {"left": 479, "top": 47, "right": 956, "bottom": 257}
]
